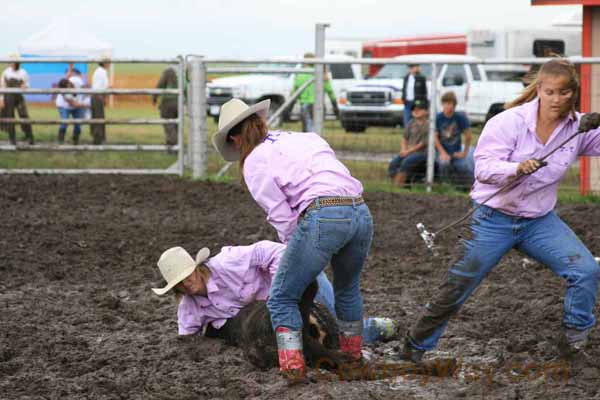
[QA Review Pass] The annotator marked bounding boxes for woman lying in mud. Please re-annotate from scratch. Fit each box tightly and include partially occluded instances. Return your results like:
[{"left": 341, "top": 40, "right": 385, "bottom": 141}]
[
  {"left": 151, "top": 240, "right": 396, "bottom": 345},
  {"left": 399, "top": 58, "right": 600, "bottom": 363}
]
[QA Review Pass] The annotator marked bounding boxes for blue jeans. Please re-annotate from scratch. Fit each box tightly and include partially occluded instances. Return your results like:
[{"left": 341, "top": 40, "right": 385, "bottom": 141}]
[
  {"left": 438, "top": 146, "right": 475, "bottom": 183},
  {"left": 58, "top": 107, "right": 83, "bottom": 141},
  {"left": 409, "top": 204, "right": 599, "bottom": 351},
  {"left": 300, "top": 103, "right": 314, "bottom": 133},
  {"left": 268, "top": 201, "right": 373, "bottom": 331},
  {"left": 403, "top": 101, "right": 413, "bottom": 128},
  {"left": 388, "top": 152, "right": 427, "bottom": 178}
]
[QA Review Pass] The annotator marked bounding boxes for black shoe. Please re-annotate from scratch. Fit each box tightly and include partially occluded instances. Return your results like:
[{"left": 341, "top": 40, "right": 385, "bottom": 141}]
[{"left": 392, "top": 338, "right": 425, "bottom": 363}]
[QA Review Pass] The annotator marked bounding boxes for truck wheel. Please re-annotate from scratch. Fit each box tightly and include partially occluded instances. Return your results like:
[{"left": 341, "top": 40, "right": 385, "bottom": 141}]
[
  {"left": 342, "top": 122, "right": 366, "bottom": 134},
  {"left": 485, "top": 103, "right": 505, "bottom": 125}
]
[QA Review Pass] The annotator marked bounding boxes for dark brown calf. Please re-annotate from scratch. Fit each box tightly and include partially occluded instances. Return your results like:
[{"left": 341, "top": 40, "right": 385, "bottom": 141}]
[{"left": 206, "top": 280, "right": 352, "bottom": 370}]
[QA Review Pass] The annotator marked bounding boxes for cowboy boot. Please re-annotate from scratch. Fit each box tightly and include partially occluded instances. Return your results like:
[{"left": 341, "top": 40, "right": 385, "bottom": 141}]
[
  {"left": 338, "top": 320, "right": 363, "bottom": 361},
  {"left": 275, "top": 327, "right": 306, "bottom": 381}
]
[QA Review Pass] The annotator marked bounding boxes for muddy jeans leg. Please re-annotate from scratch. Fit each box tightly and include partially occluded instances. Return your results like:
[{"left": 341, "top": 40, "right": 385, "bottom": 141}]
[
  {"left": 16, "top": 96, "right": 33, "bottom": 144},
  {"left": 408, "top": 204, "right": 516, "bottom": 351},
  {"left": 267, "top": 203, "right": 371, "bottom": 331},
  {"left": 515, "top": 211, "right": 599, "bottom": 331}
]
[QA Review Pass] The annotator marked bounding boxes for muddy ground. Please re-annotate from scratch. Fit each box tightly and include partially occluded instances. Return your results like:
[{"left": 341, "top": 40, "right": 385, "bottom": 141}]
[{"left": 1, "top": 175, "right": 600, "bottom": 400}]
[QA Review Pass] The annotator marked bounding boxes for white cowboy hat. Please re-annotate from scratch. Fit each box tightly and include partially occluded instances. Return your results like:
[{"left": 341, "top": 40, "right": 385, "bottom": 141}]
[
  {"left": 211, "top": 98, "right": 270, "bottom": 161},
  {"left": 151, "top": 246, "right": 210, "bottom": 296}
]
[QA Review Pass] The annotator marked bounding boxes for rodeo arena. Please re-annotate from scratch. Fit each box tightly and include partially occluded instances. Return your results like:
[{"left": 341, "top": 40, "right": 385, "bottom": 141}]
[{"left": 5, "top": 2, "right": 600, "bottom": 399}]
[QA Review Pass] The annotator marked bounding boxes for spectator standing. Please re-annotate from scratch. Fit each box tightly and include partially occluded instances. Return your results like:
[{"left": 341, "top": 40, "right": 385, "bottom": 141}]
[
  {"left": 1, "top": 61, "right": 33, "bottom": 145},
  {"left": 401, "top": 63, "right": 428, "bottom": 129},
  {"left": 153, "top": 66, "right": 178, "bottom": 146},
  {"left": 91, "top": 60, "right": 110, "bottom": 144},
  {"left": 56, "top": 78, "right": 84, "bottom": 144},
  {"left": 388, "top": 98, "right": 430, "bottom": 187},
  {"left": 435, "top": 91, "right": 474, "bottom": 185},
  {"left": 67, "top": 65, "right": 92, "bottom": 120},
  {"left": 292, "top": 52, "right": 338, "bottom": 132}
]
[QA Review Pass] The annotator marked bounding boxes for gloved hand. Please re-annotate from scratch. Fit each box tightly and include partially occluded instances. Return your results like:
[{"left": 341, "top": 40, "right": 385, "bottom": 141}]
[
  {"left": 517, "top": 159, "right": 547, "bottom": 175},
  {"left": 579, "top": 112, "right": 600, "bottom": 132}
]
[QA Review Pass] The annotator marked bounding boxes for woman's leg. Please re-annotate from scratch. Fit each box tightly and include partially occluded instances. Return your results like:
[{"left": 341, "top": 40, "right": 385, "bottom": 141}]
[
  {"left": 407, "top": 205, "right": 516, "bottom": 353},
  {"left": 331, "top": 203, "right": 373, "bottom": 359},
  {"left": 516, "top": 212, "right": 599, "bottom": 341},
  {"left": 267, "top": 206, "right": 352, "bottom": 375}
]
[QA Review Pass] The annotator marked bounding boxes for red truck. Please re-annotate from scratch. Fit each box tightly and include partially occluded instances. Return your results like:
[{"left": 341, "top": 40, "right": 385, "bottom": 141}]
[{"left": 362, "top": 34, "right": 467, "bottom": 76}]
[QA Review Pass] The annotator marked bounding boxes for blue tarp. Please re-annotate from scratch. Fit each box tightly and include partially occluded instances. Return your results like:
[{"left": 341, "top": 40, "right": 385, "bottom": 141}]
[{"left": 20, "top": 54, "right": 89, "bottom": 103}]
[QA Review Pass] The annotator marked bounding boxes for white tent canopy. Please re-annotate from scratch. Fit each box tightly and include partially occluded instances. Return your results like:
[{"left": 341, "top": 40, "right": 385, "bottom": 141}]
[{"left": 18, "top": 18, "right": 113, "bottom": 58}]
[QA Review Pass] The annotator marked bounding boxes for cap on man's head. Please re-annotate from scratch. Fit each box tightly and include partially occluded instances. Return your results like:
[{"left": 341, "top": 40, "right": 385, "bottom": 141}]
[{"left": 412, "top": 98, "right": 429, "bottom": 110}]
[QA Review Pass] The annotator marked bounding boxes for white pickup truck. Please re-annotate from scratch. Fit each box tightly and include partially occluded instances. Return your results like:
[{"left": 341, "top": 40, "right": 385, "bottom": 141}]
[
  {"left": 206, "top": 56, "right": 362, "bottom": 125},
  {"left": 338, "top": 54, "right": 527, "bottom": 133}
]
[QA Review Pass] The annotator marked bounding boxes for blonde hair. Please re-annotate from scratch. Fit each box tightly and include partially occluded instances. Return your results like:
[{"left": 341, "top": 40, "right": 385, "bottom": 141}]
[
  {"left": 505, "top": 58, "right": 579, "bottom": 119},
  {"left": 173, "top": 264, "right": 212, "bottom": 304},
  {"left": 228, "top": 114, "right": 268, "bottom": 184}
]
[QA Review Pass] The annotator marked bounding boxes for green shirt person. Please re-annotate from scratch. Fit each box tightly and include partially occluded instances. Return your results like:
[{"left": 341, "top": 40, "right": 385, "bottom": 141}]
[{"left": 292, "top": 52, "right": 338, "bottom": 132}]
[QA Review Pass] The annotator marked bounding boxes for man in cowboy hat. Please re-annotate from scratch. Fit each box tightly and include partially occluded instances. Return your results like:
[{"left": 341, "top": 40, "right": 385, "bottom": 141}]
[{"left": 1, "top": 57, "right": 34, "bottom": 145}]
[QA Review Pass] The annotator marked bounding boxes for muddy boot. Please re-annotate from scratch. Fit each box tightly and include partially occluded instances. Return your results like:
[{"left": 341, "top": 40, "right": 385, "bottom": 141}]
[
  {"left": 338, "top": 320, "right": 363, "bottom": 361},
  {"left": 392, "top": 337, "right": 425, "bottom": 364},
  {"left": 275, "top": 327, "right": 306, "bottom": 381},
  {"left": 558, "top": 327, "right": 591, "bottom": 359}
]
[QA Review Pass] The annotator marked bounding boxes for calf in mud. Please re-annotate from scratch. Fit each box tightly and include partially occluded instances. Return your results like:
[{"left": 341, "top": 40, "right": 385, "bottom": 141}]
[
  {"left": 203, "top": 280, "right": 459, "bottom": 381},
  {"left": 205, "top": 280, "right": 352, "bottom": 371}
]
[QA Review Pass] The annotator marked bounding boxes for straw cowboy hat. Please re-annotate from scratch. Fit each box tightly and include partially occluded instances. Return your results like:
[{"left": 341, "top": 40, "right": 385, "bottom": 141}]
[
  {"left": 151, "top": 246, "right": 210, "bottom": 295},
  {"left": 212, "top": 98, "right": 270, "bottom": 161}
]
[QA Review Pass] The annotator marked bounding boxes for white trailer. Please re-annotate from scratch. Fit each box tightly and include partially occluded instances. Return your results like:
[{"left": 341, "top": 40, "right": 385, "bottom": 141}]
[{"left": 467, "top": 28, "right": 581, "bottom": 59}]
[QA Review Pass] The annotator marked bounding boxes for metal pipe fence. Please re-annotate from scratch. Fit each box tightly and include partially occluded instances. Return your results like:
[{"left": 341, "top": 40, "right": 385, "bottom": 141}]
[
  {"left": 0, "top": 56, "right": 185, "bottom": 176},
  {"left": 189, "top": 56, "right": 600, "bottom": 193}
]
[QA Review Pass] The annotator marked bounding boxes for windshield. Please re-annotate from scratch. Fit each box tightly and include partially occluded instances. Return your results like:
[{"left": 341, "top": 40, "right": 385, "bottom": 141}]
[
  {"left": 372, "top": 64, "right": 433, "bottom": 80},
  {"left": 256, "top": 63, "right": 297, "bottom": 76},
  {"left": 486, "top": 70, "right": 527, "bottom": 82}
]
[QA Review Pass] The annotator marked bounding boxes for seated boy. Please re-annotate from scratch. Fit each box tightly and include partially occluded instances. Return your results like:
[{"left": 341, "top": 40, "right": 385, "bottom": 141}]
[
  {"left": 388, "top": 98, "right": 430, "bottom": 187},
  {"left": 434, "top": 91, "right": 474, "bottom": 185}
]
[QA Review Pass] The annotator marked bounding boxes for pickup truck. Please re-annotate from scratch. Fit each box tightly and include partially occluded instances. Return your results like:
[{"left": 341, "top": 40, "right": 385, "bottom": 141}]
[
  {"left": 338, "top": 54, "right": 526, "bottom": 133},
  {"left": 206, "top": 56, "right": 362, "bottom": 126}
]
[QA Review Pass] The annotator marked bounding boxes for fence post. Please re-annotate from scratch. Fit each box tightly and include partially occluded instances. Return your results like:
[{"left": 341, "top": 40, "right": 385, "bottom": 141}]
[
  {"left": 426, "top": 63, "right": 438, "bottom": 192},
  {"left": 314, "top": 22, "right": 329, "bottom": 135},
  {"left": 189, "top": 56, "right": 208, "bottom": 179},
  {"left": 177, "top": 56, "right": 185, "bottom": 176}
]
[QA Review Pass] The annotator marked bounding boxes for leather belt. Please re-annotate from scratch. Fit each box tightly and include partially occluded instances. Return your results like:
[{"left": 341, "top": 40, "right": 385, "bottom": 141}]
[{"left": 303, "top": 196, "right": 364, "bottom": 215}]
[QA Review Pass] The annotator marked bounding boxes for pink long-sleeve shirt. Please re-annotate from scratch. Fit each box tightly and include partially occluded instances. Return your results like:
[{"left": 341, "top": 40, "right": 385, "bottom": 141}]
[
  {"left": 243, "top": 131, "right": 363, "bottom": 243},
  {"left": 471, "top": 98, "right": 600, "bottom": 217},
  {"left": 177, "top": 241, "right": 285, "bottom": 335}
]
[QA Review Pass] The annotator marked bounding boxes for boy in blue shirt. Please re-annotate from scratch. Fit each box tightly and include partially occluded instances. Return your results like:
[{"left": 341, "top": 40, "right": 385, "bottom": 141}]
[{"left": 434, "top": 91, "right": 474, "bottom": 185}]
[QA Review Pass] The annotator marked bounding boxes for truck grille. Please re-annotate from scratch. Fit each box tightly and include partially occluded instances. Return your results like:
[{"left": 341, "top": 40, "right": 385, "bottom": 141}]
[
  {"left": 208, "top": 87, "right": 233, "bottom": 101},
  {"left": 348, "top": 91, "right": 388, "bottom": 106}
]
